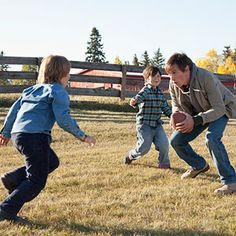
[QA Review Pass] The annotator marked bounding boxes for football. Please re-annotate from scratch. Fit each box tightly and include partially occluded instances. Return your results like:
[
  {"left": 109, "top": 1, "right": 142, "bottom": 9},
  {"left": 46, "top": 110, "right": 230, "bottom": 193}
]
[{"left": 172, "top": 111, "right": 186, "bottom": 125}]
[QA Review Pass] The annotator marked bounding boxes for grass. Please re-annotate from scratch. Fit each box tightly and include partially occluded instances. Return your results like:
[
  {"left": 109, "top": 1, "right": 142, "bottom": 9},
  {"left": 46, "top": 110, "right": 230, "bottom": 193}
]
[{"left": 0, "top": 94, "right": 236, "bottom": 235}]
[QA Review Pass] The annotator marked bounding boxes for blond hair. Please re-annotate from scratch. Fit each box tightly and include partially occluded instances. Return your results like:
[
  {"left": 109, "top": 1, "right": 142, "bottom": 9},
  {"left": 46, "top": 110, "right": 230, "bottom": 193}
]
[{"left": 37, "top": 55, "right": 71, "bottom": 84}]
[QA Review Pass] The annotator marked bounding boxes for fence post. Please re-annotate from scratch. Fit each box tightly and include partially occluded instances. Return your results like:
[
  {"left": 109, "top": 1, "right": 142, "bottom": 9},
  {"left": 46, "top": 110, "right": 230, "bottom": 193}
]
[{"left": 120, "top": 65, "right": 127, "bottom": 100}]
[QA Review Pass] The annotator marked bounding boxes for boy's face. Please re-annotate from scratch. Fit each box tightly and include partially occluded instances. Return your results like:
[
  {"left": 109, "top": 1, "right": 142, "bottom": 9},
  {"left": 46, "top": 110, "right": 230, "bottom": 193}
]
[
  {"left": 146, "top": 72, "right": 161, "bottom": 88},
  {"left": 60, "top": 73, "right": 70, "bottom": 87},
  {"left": 167, "top": 64, "right": 190, "bottom": 88}
]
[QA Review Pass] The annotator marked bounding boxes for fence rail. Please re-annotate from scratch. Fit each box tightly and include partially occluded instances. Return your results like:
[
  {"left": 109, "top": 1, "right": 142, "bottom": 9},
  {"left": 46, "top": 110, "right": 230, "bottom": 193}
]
[{"left": 0, "top": 56, "right": 236, "bottom": 99}]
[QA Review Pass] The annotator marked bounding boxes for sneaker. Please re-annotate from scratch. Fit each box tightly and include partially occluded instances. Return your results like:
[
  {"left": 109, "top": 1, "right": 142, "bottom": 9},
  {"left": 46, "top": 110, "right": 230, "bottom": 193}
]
[
  {"left": 214, "top": 182, "right": 236, "bottom": 195},
  {"left": 1, "top": 174, "right": 16, "bottom": 194},
  {"left": 157, "top": 164, "right": 171, "bottom": 169},
  {"left": 124, "top": 155, "right": 133, "bottom": 165},
  {"left": 0, "top": 209, "right": 17, "bottom": 221},
  {"left": 181, "top": 163, "right": 210, "bottom": 179}
]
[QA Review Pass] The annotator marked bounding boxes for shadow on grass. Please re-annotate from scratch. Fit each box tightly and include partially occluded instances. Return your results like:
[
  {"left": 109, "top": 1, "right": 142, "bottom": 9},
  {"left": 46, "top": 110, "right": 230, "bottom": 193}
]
[
  {"left": 132, "top": 163, "right": 219, "bottom": 182},
  {"left": 14, "top": 218, "right": 230, "bottom": 236}
]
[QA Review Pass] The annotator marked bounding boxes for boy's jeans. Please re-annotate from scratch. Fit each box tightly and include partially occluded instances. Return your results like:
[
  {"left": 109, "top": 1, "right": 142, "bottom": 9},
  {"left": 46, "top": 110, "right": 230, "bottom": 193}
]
[
  {"left": 0, "top": 133, "right": 59, "bottom": 218},
  {"left": 170, "top": 115, "right": 236, "bottom": 184},
  {"left": 130, "top": 123, "right": 170, "bottom": 165}
]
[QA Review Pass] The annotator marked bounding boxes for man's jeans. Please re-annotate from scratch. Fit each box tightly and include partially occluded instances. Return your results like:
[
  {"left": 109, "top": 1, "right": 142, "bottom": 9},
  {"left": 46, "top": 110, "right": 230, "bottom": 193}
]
[
  {"left": 170, "top": 115, "right": 236, "bottom": 184},
  {"left": 0, "top": 133, "right": 59, "bottom": 217},
  {"left": 130, "top": 123, "right": 170, "bottom": 166}
]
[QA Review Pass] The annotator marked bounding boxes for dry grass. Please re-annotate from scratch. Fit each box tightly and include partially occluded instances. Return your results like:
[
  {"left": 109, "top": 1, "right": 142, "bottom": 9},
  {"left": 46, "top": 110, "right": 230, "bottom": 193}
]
[{"left": 0, "top": 95, "right": 236, "bottom": 235}]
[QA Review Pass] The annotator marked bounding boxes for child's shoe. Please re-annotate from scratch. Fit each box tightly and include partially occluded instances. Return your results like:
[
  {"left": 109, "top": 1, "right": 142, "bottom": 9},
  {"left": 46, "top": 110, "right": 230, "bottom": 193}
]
[
  {"left": 1, "top": 174, "right": 16, "bottom": 194},
  {"left": 124, "top": 155, "right": 133, "bottom": 165},
  {"left": 157, "top": 164, "right": 171, "bottom": 169}
]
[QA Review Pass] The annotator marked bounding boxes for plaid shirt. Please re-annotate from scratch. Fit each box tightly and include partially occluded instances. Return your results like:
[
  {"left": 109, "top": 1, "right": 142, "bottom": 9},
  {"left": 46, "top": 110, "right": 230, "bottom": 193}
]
[{"left": 134, "top": 84, "right": 172, "bottom": 127}]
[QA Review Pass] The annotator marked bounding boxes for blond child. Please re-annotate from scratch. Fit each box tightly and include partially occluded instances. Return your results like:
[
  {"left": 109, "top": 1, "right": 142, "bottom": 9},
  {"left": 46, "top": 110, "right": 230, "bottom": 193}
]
[{"left": 0, "top": 55, "right": 95, "bottom": 221}]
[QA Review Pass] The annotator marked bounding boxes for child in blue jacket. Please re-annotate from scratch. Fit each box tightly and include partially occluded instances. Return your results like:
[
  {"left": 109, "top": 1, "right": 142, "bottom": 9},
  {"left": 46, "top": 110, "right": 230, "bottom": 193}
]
[{"left": 0, "top": 55, "right": 96, "bottom": 221}]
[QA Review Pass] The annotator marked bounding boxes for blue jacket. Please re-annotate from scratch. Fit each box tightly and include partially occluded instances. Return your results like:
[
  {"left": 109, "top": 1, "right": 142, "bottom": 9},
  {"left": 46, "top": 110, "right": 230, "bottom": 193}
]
[{"left": 1, "top": 83, "right": 85, "bottom": 139}]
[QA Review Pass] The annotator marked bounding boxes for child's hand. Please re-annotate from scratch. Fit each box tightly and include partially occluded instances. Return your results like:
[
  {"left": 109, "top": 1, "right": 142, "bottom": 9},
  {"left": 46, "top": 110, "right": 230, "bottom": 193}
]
[
  {"left": 84, "top": 135, "right": 96, "bottom": 147},
  {"left": 0, "top": 134, "right": 10, "bottom": 146},
  {"left": 130, "top": 98, "right": 137, "bottom": 108}
]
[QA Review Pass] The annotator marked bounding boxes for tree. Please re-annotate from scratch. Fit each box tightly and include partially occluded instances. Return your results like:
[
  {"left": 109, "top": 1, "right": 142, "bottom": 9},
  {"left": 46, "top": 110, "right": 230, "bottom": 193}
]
[
  {"left": 140, "top": 51, "right": 151, "bottom": 67},
  {"left": 132, "top": 54, "right": 139, "bottom": 66},
  {"left": 151, "top": 48, "right": 165, "bottom": 68},
  {"left": 0, "top": 51, "right": 10, "bottom": 85},
  {"left": 196, "top": 49, "right": 221, "bottom": 73},
  {"left": 114, "top": 56, "right": 122, "bottom": 65},
  {"left": 217, "top": 56, "right": 236, "bottom": 74},
  {"left": 222, "top": 46, "right": 233, "bottom": 61},
  {"left": 85, "top": 27, "right": 107, "bottom": 63}
]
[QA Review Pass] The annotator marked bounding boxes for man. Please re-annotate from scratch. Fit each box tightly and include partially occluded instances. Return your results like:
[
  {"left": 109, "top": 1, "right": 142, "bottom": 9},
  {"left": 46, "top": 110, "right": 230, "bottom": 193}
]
[{"left": 165, "top": 53, "right": 236, "bottom": 194}]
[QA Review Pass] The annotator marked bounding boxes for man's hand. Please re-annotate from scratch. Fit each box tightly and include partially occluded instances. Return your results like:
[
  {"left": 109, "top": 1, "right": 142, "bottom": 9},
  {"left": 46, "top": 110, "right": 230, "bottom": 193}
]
[
  {"left": 0, "top": 134, "right": 10, "bottom": 146},
  {"left": 129, "top": 98, "right": 137, "bottom": 108},
  {"left": 175, "top": 113, "right": 194, "bottom": 133}
]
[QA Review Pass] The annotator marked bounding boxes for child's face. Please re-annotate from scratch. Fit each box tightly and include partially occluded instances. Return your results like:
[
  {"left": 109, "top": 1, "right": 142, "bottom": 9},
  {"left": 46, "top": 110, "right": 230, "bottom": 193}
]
[
  {"left": 146, "top": 72, "right": 161, "bottom": 88},
  {"left": 60, "top": 73, "right": 70, "bottom": 87}
]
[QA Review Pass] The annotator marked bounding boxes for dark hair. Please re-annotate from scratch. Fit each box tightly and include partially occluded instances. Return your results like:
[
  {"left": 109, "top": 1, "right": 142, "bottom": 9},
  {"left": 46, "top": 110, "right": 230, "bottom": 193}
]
[
  {"left": 143, "top": 65, "right": 161, "bottom": 81},
  {"left": 165, "top": 53, "right": 193, "bottom": 73}
]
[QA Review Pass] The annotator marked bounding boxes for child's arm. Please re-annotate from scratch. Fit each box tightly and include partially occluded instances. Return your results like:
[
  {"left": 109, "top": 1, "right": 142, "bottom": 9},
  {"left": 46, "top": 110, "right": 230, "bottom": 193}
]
[
  {"left": 132, "top": 87, "right": 149, "bottom": 106},
  {"left": 52, "top": 88, "right": 96, "bottom": 146},
  {"left": 129, "top": 98, "right": 137, "bottom": 108},
  {"left": 0, "top": 97, "right": 22, "bottom": 140},
  {"left": 0, "top": 135, "right": 10, "bottom": 146}
]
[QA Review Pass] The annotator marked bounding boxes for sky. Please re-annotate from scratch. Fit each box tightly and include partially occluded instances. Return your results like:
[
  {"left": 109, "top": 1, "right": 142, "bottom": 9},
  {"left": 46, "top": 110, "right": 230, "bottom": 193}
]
[{"left": 1, "top": 0, "right": 236, "bottom": 64}]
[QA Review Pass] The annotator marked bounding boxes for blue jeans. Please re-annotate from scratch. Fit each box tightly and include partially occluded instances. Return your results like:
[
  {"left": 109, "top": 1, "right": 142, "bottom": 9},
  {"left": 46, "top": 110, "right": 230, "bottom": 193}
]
[
  {"left": 170, "top": 115, "right": 236, "bottom": 184},
  {"left": 0, "top": 133, "right": 59, "bottom": 218},
  {"left": 130, "top": 124, "right": 170, "bottom": 165}
]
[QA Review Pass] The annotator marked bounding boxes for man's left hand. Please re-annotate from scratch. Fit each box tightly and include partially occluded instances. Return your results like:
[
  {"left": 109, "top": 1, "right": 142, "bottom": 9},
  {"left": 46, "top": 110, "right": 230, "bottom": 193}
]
[{"left": 175, "top": 113, "right": 194, "bottom": 133}]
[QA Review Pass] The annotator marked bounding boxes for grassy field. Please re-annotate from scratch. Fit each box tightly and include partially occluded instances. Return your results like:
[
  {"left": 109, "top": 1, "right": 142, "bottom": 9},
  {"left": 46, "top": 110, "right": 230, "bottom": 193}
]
[{"left": 0, "top": 95, "right": 236, "bottom": 236}]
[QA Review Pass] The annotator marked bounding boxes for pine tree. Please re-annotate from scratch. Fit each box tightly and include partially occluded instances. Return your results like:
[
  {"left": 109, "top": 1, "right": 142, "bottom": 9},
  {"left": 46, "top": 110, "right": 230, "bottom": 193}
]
[
  {"left": 140, "top": 51, "right": 150, "bottom": 67},
  {"left": 132, "top": 54, "right": 139, "bottom": 66},
  {"left": 0, "top": 51, "right": 10, "bottom": 85},
  {"left": 85, "top": 27, "right": 107, "bottom": 63},
  {"left": 152, "top": 48, "right": 165, "bottom": 68},
  {"left": 222, "top": 46, "right": 233, "bottom": 61}
]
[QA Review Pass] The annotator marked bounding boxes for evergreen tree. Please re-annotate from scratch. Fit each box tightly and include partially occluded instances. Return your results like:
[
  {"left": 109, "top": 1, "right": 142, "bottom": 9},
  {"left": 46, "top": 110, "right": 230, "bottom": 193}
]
[
  {"left": 151, "top": 48, "right": 165, "bottom": 68},
  {"left": 132, "top": 54, "right": 139, "bottom": 66},
  {"left": 140, "top": 51, "right": 150, "bottom": 67},
  {"left": 222, "top": 46, "right": 233, "bottom": 61},
  {"left": 0, "top": 51, "right": 9, "bottom": 71},
  {"left": 0, "top": 51, "right": 10, "bottom": 85},
  {"left": 85, "top": 27, "right": 107, "bottom": 63}
]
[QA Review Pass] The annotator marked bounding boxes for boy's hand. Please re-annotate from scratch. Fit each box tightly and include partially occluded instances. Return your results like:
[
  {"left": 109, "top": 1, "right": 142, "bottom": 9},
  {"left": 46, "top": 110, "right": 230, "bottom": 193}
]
[
  {"left": 84, "top": 135, "right": 96, "bottom": 147},
  {"left": 130, "top": 98, "right": 137, "bottom": 107},
  {"left": 0, "top": 134, "right": 10, "bottom": 146}
]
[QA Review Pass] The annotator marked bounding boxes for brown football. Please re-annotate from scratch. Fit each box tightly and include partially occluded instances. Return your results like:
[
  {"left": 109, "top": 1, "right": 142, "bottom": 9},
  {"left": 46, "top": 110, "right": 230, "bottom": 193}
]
[{"left": 172, "top": 112, "right": 186, "bottom": 124}]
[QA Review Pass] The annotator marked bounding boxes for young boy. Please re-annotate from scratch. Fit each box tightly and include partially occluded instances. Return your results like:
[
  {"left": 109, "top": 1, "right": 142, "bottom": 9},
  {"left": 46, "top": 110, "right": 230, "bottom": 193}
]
[
  {"left": 124, "top": 65, "right": 172, "bottom": 168},
  {"left": 0, "top": 55, "right": 96, "bottom": 221}
]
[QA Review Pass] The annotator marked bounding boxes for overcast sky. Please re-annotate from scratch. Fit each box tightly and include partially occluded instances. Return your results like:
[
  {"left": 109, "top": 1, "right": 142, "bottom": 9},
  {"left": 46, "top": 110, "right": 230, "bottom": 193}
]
[{"left": 1, "top": 0, "right": 236, "bottom": 64}]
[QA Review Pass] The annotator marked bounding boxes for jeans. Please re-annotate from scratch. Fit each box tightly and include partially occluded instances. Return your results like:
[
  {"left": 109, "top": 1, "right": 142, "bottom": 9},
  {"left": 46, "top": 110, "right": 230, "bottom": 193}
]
[
  {"left": 170, "top": 115, "right": 236, "bottom": 184},
  {"left": 130, "top": 123, "right": 170, "bottom": 165},
  {"left": 0, "top": 133, "right": 59, "bottom": 217}
]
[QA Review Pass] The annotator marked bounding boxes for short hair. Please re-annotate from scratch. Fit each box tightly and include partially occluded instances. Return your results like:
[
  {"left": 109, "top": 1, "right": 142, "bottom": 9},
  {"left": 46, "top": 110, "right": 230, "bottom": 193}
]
[
  {"left": 143, "top": 65, "right": 161, "bottom": 81},
  {"left": 165, "top": 53, "right": 193, "bottom": 73},
  {"left": 37, "top": 55, "right": 71, "bottom": 84}
]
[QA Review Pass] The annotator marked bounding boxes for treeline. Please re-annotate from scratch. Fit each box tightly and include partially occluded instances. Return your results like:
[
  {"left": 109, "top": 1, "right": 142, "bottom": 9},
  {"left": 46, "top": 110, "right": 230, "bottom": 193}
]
[{"left": 1, "top": 27, "right": 236, "bottom": 86}]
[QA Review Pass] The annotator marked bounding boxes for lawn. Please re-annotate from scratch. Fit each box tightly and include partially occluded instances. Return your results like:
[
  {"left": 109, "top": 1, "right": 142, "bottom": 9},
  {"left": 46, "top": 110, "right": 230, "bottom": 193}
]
[{"left": 0, "top": 95, "right": 236, "bottom": 236}]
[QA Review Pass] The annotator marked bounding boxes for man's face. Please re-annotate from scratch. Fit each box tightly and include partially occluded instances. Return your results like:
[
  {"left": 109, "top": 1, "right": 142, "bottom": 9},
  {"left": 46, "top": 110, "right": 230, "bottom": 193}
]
[{"left": 168, "top": 64, "right": 190, "bottom": 88}]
